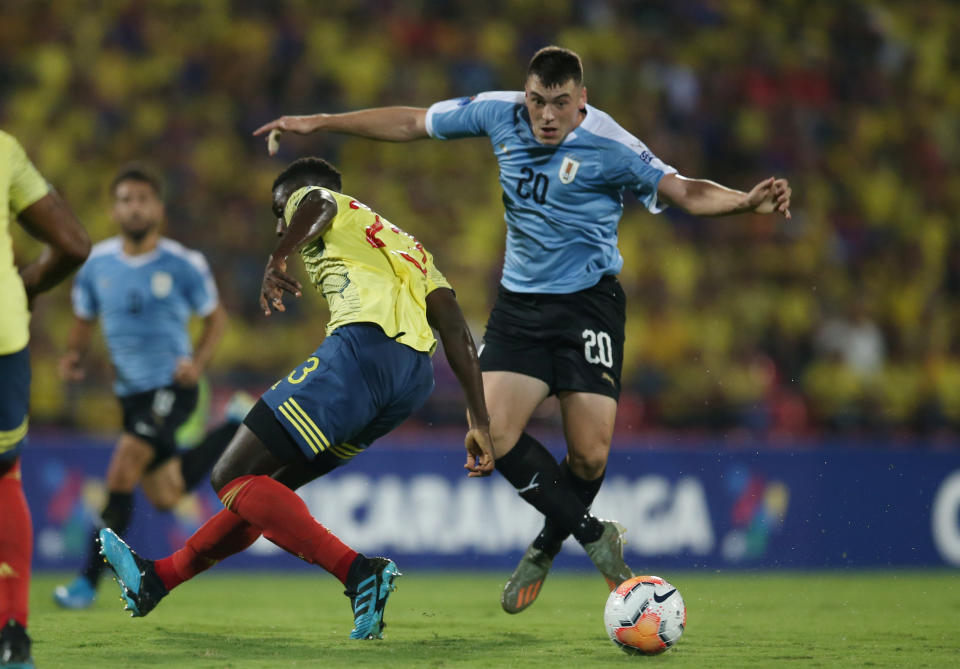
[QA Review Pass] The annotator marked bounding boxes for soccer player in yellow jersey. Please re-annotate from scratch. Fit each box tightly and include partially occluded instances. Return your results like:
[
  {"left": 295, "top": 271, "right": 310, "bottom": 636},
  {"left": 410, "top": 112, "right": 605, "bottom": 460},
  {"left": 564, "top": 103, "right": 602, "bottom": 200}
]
[
  {"left": 0, "top": 130, "right": 90, "bottom": 668},
  {"left": 99, "top": 157, "right": 493, "bottom": 641}
]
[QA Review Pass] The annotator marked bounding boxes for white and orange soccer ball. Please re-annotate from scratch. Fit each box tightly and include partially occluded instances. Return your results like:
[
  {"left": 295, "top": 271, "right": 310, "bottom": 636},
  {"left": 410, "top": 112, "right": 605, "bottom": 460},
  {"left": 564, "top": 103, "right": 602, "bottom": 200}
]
[{"left": 603, "top": 575, "right": 686, "bottom": 655}]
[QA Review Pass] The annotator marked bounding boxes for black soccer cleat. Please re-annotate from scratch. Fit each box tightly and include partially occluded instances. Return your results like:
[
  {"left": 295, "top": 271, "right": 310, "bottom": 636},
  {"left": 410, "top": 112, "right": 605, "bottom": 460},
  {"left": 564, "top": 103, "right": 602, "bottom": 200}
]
[{"left": 0, "top": 619, "right": 33, "bottom": 668}]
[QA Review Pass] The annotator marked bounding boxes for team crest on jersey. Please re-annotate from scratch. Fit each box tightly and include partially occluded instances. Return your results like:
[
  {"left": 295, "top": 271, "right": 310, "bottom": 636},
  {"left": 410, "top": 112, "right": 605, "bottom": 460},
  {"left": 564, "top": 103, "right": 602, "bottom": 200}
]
[
  {"left": 559, "top": 155, "right": 580, "bottom": 184},
  {"left": 151, "top": 271, "right": 172, "bottom": 299}
]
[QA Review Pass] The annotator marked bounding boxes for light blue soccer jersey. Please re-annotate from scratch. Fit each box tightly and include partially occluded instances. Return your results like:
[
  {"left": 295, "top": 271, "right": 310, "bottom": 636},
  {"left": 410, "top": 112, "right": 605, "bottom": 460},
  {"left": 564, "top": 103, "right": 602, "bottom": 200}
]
[
  {"left": 426, "top": 91, "right": 677, "bottom": 294},
  {"left": 71, "top": 237, "right": 219, "bottom": 396}
]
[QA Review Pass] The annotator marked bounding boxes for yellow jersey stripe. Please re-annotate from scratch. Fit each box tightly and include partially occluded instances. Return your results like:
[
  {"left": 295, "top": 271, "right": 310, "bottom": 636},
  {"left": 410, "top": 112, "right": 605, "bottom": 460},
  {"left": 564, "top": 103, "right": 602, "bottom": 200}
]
[
  {"left": 287, "top": 398, "right": 330, "bottom": 448},
  {"left": 339, "top": 442, "right": 363, "bottom": 455},
  {"left": 278, "top": 403, "right": 321, "bottom": 454},
  {"left": 328, "top": 444, "right": 355, "bottom": 460},
  {"left": 0, "top": 416, "right": 28, "bottom": 452},
  {"left": 282, "top": 399, "right": 327, "bottom": 450}
]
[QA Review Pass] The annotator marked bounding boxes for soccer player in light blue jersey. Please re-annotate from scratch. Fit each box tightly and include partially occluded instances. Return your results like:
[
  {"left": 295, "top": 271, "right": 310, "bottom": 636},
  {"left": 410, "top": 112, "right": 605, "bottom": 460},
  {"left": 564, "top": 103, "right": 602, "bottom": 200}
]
[
  {"left": 53, "top": 164, "right": 245, "bottom": 610},
  {"left": 255, "top": 46, "right": 792, "bottom": 613}
]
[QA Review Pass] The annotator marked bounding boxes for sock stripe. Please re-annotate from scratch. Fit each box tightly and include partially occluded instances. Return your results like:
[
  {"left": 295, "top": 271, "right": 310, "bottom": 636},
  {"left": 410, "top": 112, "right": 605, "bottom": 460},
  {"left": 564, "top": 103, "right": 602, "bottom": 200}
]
[
  {"left": 219, "top": 478, "right": 254, "bottom": 510},
  {"left": 286, "top": 399, "right": 330, "bottom": 448},
  {"left": 277, "top": 402, "right": 322, "bottom": 454}
]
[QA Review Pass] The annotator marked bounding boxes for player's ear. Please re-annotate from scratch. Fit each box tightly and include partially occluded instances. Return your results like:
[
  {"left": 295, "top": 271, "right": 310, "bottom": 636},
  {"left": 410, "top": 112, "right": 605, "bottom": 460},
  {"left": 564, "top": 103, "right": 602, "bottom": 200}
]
[{"left": 580, "top": 86, "right": 588, "bottom": 110}]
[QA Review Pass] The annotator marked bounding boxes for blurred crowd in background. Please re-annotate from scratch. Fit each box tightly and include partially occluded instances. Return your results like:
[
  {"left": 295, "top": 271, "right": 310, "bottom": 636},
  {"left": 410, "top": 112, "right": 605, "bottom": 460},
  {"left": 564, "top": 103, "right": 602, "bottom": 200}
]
[{"left": 2, "top": 0, "right": 959, "bottom": 442}]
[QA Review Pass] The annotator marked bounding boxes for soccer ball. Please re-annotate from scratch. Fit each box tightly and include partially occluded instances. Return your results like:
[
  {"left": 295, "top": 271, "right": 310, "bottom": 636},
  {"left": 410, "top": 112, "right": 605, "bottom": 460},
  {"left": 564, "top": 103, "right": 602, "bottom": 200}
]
[{"left": 603, "top": 575, "right": 686, "bottom": 655}]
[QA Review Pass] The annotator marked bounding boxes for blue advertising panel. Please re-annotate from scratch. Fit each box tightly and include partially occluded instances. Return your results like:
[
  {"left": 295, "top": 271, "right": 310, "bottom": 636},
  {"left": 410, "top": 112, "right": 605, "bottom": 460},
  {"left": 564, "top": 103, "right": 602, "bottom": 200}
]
[{"left": 19, "top": 436, "right": 960, "bottom": 571}]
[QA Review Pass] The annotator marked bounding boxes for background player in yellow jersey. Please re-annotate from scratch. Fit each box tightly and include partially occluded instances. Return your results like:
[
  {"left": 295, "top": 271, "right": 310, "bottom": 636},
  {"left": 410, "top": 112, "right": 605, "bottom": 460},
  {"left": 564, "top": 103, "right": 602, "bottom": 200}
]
[
  {"left": 0, "top": 130, "right": 90, "bottom": 669},
  {"left": 99, "top": 157, "right": 494, "bottom": 641}
]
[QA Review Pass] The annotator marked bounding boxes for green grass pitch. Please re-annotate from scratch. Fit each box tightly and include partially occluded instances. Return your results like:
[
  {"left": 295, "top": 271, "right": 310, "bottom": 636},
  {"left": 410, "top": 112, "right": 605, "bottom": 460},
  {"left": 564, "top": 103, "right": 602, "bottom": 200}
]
[{"left": 27, "top": 570, "right": 959, "bottom": 667}]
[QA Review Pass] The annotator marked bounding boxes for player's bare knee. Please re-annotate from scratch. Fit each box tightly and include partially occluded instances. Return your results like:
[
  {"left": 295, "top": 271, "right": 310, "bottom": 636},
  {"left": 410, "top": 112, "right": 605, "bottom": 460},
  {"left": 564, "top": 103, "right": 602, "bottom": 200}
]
[
  {"left": 210, "top": 460, "right": 232, "bottom": 493},
  {"left": 567, "top": 450, "right": 607, "bottom": 481},
  {"left": 210, "top": 455, "right": 245, "bottom": 493},
  {"left": 489, "top": 425, "right": 524, "bottom": 456},
  {"left": 148, "top": 484, "right": 183, "bottom": 511}
]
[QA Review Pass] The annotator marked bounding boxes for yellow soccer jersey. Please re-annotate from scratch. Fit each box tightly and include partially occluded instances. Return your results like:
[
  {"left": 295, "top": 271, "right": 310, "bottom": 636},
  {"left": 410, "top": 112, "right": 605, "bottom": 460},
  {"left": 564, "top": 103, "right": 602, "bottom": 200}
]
[
  {"left": 284, "top": 186, "right": 451, "bottom": 354},
  {"left": 0, "top": 131, "right": 50, "bottom": 355}
]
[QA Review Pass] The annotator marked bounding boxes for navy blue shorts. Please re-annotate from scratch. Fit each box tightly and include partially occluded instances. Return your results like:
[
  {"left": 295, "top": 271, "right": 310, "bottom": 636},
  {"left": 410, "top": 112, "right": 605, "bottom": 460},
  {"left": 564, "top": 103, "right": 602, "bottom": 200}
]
[
  {"left": 250, "top": 324, "right": 434, "bottom": 464},
  {"left": 0, "top": 346, "right": 31, "bottom": 462}
]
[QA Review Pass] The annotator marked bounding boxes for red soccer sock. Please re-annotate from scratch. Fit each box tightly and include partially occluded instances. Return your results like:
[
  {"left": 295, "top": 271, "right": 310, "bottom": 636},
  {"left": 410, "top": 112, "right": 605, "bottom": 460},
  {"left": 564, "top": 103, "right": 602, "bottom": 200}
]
[
  {"left": 154, "top": 508, "right": 262, "bottom": 591},
  {"left": 219, "top": 475, "right": 358, "bottom": 584},
  {"left": 0, "top": 460, "right": 32, "bottom": 628}
]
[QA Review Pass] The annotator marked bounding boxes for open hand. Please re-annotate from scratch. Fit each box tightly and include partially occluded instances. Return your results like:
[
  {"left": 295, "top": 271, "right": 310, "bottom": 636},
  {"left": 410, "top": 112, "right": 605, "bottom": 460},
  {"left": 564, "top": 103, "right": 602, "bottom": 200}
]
[{"left": 259, "top": 256, "right": 302, "bottom": 316}]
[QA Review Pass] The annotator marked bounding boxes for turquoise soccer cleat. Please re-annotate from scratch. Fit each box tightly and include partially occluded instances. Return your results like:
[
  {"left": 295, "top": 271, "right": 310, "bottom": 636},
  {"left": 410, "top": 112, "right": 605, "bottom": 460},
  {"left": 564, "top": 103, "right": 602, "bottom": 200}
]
[
  {"left": 52, "top": 576, "right": 96, "bottom": 609},
  {"left": 345, "top": 557, "right": 401, "bottom": 640},
  {"left": 97, "top": 528, "right": 168, "bottom": 617}
]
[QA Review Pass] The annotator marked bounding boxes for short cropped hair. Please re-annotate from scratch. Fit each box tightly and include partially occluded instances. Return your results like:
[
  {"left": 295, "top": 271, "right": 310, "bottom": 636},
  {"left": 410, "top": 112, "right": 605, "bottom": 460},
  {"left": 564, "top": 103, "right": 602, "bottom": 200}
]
[
  {"left": 110, "top": 162, "right": 163, "bottom": 198},
  {"left": 272, "top": 157, "right": 342, "bottom": 193},
  {"left": 526, "top": 46, "right": 583, "bottom": 88}
]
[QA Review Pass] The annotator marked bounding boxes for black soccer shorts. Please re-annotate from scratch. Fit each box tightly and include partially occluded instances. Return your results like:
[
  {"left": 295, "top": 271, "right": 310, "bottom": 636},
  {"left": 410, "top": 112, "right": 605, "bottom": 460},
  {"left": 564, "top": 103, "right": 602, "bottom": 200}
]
[
  {"left": 119, "top": 384, "right": 199, "bottom": 466},
  {"left": 479, "top": 274, "right": 626, "bottom": 400}
]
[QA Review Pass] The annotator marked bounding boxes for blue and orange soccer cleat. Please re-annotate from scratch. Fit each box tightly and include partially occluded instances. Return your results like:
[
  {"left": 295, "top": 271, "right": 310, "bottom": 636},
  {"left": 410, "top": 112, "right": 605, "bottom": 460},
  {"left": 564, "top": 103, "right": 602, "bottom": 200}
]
[
  {"left": 98, "top": 528, "right": 169, "bottom": 617},
  {"left": 53, "top": 575, "right": 96, "bottom": 609},
  {"left": 344, "top": 557, "right": 401, "bottom": 640}
]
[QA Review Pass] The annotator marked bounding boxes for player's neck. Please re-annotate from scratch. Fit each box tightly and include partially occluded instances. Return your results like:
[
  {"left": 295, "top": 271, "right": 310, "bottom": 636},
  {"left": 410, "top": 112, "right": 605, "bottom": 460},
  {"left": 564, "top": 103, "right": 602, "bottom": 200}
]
[{"left": 122, "top": 231, "right": 159, "bottom": 256}]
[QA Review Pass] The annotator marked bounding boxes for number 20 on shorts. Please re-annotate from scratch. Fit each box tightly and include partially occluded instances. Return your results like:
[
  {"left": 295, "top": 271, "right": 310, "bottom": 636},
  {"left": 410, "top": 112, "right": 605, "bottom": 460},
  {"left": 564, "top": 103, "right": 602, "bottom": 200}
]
[{"left": 582, "top": 329, "right": 613, "bottom": 368}]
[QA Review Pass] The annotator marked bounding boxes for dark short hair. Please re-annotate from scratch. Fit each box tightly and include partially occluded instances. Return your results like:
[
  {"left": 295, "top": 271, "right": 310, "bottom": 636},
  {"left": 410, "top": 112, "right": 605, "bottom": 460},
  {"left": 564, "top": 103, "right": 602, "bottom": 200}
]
[
  {"left": 526, "top": 46, "right": 583, "bottom": 88},
  {"left": 272, "top": 157, "right": 342, "bottom": 193},
  {"left": 110, "top": 163, "right": 163, "bottom": 198}
]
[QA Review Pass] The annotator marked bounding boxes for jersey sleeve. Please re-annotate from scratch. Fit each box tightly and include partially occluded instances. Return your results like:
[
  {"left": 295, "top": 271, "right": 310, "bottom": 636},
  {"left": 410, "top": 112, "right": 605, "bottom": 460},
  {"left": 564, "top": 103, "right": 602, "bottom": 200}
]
[
  {"left": 71, "top": 261, "right": 98, "bottom": 320},
  {"left": 181, "top": 250, "right": 219, "bottom": 317},
  {"left": 424, "top": 250, "right": 453, "bottom": 294},
  {"left": 603, "top": 141, "right": 677, "bottom": 214},
  {"left": 7, "top": 135, "right": 50, "bottom": 214},
  {"left": 282, "top": 185, "right": 324, "bottom": 227},
  {"left": 425, "top": 91, "right": 521, "bottom": 140}
]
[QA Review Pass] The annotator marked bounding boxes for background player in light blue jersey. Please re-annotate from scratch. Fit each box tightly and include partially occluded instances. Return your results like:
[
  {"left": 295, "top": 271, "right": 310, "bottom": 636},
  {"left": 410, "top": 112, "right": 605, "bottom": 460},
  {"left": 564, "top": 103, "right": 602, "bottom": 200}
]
[
  {"left": 53, "top": 164, "right": 245, "bottom": 609},
  {"left": 255, "top": 46, "right": 792, "bottom": 613}
]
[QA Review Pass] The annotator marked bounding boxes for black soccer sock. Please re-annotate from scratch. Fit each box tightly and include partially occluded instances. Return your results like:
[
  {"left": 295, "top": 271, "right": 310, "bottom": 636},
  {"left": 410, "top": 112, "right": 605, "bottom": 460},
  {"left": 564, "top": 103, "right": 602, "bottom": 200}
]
[
  {"left": 180, "top": 420, "right": 239, "bottom": 491},
  {"left": 81, "top": 491, "right": 134, "bottom": 584},
  {"left": 495, "top": 432, "right": 604, "bottom": 545},
  {"left": 533, "top": 461, "right": 606, "bottom": 556}
]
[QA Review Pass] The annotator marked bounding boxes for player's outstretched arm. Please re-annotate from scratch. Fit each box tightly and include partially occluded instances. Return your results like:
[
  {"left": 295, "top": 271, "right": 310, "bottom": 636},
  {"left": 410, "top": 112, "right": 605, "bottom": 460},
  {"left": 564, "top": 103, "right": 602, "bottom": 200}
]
[
  {"left": 657, "top": 173, "right": 792, "bottom": 219},
  {"left": 16, "top": 190, "right": 91, "bottom": 303},
  {"left": 425, "top": 287, "right": 494, "bottom": 477},
  {"left": 253, "top": 107, "right": 429, "bottom": 155}
]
